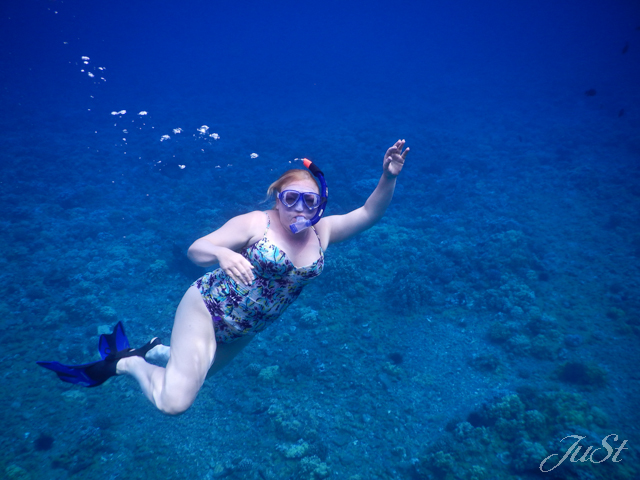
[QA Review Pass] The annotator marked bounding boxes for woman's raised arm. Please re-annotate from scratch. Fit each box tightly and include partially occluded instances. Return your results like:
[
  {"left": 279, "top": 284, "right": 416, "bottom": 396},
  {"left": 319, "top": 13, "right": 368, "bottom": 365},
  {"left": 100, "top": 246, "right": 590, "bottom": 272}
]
[{"left": 319, "top": 139, "right": 409, "bottom": 246}]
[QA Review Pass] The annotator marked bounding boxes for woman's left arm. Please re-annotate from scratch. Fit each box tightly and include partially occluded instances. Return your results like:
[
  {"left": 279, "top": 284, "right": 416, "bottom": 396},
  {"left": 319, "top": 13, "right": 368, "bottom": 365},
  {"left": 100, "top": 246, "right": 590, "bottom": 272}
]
[{"left": 320, "top": 139, "right": 409, "bottom": 246}]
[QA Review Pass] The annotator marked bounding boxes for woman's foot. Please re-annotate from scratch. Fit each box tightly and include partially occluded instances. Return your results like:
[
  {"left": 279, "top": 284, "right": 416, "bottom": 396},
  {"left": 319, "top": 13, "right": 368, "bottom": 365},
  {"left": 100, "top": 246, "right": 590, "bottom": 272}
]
[
  {"left": 117, "top": 339, "right": 169, "bottom": 374},
  {"left": 145, "top": 343, "right": 171, "bottom": 364},
  {"left": 38, "top": 323, "right": 164, "bottom": 387},
  {"left": 115, "top": 355, "right": 143, "bottom": 375}
]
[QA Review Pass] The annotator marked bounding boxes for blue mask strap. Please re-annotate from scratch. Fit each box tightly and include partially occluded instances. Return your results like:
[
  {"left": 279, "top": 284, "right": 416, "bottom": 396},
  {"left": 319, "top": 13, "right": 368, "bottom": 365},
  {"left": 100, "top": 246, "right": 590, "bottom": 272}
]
[{"left": 289, "top": 158, "right": 328, "bottom": 234}]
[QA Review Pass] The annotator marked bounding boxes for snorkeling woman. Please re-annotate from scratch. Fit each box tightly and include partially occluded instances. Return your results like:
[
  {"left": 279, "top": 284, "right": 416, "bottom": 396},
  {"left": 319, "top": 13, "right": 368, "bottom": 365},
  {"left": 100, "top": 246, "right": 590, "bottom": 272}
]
[{"left": 38, "top": 139, "right": 409, "bottom": 414}]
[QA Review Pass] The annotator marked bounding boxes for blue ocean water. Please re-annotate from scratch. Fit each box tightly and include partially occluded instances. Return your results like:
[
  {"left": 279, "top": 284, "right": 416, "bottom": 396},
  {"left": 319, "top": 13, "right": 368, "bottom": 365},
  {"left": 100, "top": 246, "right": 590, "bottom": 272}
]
[{"left": 1, "top": 0, "right": 639, "bottom": 478}]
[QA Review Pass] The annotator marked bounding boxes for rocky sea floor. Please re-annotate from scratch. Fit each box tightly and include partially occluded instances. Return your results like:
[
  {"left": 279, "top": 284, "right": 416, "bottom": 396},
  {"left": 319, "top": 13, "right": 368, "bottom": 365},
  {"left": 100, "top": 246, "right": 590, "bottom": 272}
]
[{"left": 1, "top": 91, "right": 639, "bottom": 479}]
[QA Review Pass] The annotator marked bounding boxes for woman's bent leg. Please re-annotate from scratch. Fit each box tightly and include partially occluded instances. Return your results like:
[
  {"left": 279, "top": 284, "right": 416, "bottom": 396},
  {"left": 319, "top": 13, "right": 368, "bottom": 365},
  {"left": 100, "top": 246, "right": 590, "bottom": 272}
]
[{"left": 118, "top": 286, "right": 216, "bottom": 415}]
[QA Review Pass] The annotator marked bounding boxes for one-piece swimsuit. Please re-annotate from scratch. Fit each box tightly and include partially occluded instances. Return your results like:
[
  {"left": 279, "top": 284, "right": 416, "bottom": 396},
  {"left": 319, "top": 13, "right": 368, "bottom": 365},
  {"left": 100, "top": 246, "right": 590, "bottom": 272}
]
[{"left": 192, "top": 212, "right": 324, "bottom": 343}]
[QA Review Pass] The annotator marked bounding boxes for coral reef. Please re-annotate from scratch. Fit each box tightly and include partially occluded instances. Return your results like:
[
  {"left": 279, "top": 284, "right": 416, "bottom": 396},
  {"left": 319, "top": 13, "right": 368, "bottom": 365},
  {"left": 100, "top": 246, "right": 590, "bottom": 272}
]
[{"left": 414, "top": 390, "right": 637, "bottom": 480}]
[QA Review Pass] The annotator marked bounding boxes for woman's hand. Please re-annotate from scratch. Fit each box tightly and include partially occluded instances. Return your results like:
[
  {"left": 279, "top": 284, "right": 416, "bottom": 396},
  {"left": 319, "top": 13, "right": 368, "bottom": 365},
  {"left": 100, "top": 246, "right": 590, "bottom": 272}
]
[
  {"left": 217, "top": 248, "right": 254, "bottom": 286},
  {"left": 383, "top": 139, "right": 410, "bottom": 178}
]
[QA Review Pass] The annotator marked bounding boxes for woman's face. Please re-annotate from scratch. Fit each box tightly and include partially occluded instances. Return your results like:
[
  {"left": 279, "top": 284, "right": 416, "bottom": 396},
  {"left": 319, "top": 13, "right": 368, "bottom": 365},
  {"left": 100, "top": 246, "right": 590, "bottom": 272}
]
[{"left": 275, "top": 179, "right": 320, "bottom": 233}]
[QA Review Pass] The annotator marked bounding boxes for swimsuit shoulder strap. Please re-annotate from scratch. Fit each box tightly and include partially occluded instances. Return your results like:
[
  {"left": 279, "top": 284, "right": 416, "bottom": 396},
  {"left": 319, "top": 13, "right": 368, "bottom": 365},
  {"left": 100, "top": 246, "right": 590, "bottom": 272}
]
[
  {"left": 264, "top": 211, "right": 271, "bottom": 235},
  {"left": 311, "top": 225, "right": 324, "bottom": 255}
]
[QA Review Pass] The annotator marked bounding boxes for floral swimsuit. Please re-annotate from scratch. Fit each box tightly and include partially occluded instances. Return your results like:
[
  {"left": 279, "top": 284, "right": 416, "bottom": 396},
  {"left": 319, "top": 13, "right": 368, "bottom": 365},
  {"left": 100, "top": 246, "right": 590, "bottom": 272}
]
[{"left": 193, "top": 212, "right": 324, "bottom": 343}]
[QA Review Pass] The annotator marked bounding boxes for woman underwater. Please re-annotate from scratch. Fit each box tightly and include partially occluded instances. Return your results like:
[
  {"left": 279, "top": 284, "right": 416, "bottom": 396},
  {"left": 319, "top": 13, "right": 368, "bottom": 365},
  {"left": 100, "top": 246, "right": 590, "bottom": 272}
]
[{"left": 38, "top": 139, "right": 409, "bottom": 414}]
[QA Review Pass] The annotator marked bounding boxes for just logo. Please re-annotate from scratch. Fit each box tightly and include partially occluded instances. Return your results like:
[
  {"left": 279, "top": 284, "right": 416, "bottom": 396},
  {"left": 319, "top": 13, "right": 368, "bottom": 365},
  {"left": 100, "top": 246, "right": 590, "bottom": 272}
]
[{"left": 540, "top": 434, "right": 628, "bottom": 472}]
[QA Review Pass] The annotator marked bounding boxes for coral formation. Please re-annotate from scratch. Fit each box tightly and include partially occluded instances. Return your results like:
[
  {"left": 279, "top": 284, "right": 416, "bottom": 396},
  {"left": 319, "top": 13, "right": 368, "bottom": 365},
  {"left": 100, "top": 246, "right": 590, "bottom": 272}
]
[{"left": 414, "top": 390, "right": 637, "bottom": 479}]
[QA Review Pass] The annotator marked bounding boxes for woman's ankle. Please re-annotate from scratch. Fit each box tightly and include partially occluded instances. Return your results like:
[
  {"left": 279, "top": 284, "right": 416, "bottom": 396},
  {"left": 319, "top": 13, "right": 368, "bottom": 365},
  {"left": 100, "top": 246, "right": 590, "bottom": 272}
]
[
  {"left": 115, "top": 355, "right": 144, "bottom": 375},
  {"left": 145, "top": 344, "right": 171, "bottom": 363}
]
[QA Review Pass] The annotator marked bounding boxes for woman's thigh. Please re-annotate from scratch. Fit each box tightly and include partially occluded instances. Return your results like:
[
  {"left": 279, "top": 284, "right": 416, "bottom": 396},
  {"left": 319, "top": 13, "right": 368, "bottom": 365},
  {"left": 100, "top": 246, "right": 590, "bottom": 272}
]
[{"left": 163, "top": 285, "right": 217, "bottom": 405}]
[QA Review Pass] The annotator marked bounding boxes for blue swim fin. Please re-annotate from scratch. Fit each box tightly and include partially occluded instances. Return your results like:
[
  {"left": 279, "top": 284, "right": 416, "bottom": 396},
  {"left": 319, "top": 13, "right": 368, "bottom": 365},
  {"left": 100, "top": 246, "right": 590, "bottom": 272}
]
[
  {"left": 37, "top": 322, "right": 162, "bottom": 388},
  {"left": 98, "top": 321, "right": 130, "bottom": 359},
  {"left": 36, "top": 322, "right": 131, "bottom": 387},
  {"left": 36, "top": 360, "right": 112, "bottom": 388}
]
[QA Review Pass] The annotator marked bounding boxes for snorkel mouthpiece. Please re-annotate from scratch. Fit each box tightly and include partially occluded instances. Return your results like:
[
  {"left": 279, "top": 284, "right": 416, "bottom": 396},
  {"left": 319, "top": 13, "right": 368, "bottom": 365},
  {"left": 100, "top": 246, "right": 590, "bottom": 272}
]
[
  {"left": 289, "top": 158, "right": 328, "bottom": 234},
  {"left": 290, "top": 217, "right": 312, "bottom": 234}
]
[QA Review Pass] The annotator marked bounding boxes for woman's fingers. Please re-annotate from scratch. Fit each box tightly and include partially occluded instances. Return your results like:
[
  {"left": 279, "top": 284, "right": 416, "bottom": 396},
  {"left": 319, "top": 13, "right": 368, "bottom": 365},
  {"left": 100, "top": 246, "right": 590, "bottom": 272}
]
[
  {"left": 383, "top": 140, "right": 409, "bottom": 176},
  {"left": 221, "top": 252, "right": 255, "bottom": 285},
  {"left": 232, "top": 264, "right": 254, "bottom": 285},
  {"left": 242, "top": 261, "right": 255, "bottom": 284},
  {"left": 386, "top": 140, "right": 405, "bottom": 159},
  {"left": 243, "top": 269, "right": 254, "bottom": 285}
]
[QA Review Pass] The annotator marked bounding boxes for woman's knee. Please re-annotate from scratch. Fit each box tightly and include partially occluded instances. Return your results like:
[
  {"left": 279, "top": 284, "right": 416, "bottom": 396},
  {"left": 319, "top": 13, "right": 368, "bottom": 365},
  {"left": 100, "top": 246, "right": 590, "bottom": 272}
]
[{"left": 157, "top": 391, "right": 196, "bottom": 416}]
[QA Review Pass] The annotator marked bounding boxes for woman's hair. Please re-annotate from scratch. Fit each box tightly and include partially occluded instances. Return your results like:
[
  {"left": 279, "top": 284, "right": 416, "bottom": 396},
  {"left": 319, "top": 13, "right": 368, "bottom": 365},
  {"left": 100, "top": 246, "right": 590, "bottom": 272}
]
[{"left": 265, "top": 169, "right": 319, "bottom": 208}]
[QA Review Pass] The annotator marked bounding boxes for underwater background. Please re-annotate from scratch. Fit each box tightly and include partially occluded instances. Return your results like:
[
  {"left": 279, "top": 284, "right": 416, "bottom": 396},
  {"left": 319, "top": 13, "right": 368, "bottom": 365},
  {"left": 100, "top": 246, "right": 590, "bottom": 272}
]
[{"left": 1, "top": 0, "right": 640, "bottom": 479}]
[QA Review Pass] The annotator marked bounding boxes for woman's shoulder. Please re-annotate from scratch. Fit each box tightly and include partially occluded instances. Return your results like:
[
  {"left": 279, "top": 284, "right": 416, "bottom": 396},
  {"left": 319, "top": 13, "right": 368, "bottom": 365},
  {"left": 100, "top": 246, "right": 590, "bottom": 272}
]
[
  {"left": 229, "top": 210, "right": 268, "bottom": 224},
  {"left": 242, "top": 210, "right": 270, "bottom": 222},
  {"left": 240, "top": 210, "right": 270, "bottom": 244}
]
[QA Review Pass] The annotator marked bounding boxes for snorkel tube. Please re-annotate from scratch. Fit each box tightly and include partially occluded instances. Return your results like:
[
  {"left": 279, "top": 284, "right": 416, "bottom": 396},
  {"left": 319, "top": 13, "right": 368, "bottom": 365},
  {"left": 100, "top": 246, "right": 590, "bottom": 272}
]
[{"left": 289, "top": 158, "right": 328, "bottom": 234}]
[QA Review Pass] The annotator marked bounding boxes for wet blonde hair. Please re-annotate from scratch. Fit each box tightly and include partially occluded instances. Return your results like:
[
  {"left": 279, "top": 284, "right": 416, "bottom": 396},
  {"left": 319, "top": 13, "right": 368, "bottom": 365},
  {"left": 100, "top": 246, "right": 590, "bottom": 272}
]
[{"left": 265, "top": 169, "right": 319, "bottom": 208}]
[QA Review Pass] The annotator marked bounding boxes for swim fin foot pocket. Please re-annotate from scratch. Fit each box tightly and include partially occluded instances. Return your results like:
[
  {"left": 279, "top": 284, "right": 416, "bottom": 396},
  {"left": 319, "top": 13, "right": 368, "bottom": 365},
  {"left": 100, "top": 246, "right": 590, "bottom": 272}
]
[{"left": 37, "top": 322, "right": 162, "bottom": 388}]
